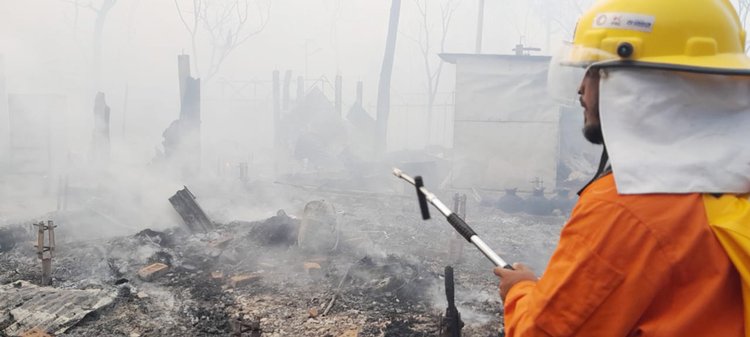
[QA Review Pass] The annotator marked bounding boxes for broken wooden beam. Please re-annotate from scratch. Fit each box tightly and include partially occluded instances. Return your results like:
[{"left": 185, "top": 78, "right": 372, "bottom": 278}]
[{"left": 168, "top": 186, "right": 213, "bottom": 233}]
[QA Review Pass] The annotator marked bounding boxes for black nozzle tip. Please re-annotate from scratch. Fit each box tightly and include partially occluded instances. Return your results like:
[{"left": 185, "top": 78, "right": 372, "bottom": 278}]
[
  {"left": 414, "top": 176, "right": 430, "bottom": 220},
  {"left": 617, "top": 42, "right": 634, "bottom": 58}
]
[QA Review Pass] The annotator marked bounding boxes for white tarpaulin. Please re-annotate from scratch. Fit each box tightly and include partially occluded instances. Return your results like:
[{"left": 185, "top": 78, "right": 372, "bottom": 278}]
[
  {"left": 600, "top": 69, "right": 750, "bottom": 194},
  {"left": 450, "top": 55, "right": 560, "bottom": 191}
]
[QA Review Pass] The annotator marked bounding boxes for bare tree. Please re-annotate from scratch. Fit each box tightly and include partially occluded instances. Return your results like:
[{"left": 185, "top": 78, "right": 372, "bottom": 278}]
[
  {"left": 174, "top": 0, "right": 271, "bottom": 83},
  {"left": 376, "top": 0, "right": 402, "bottom": 155},
  {"left": 529, "top": 0, "right": 591, "bottom": 49},
  {"left": 401, "top": 0, "right": 460, "bottom": 143},
  {"left": 62, "top": 0, "right": 118, "bottom": 90}
]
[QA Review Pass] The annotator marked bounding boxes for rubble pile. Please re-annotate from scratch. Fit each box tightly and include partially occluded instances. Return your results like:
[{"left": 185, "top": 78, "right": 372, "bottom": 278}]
[{"left": 0, "top": 191, "right": 564, "bottom": 336}]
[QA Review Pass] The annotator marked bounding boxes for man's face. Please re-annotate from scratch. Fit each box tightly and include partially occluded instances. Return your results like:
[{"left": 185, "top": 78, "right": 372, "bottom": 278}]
[{"left": 578, "top": 69, "right": 604, "bottom": 144}]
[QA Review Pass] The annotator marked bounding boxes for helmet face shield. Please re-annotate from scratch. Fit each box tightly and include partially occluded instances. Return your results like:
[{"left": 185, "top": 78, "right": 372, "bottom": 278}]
[
  {"left": 559, "top": 42, "right": 621, "bottom": 68},
  {"left": 546, "top": 59, "right": 585, "bottom": 106},
  {"left": 547, "top": 43, "right": 616, "bottom": 106}
]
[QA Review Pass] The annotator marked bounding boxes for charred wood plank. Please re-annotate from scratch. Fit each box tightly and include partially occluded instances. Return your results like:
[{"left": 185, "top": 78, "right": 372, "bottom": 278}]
[{"left": 168, "top": 186, "right": 213, "bottom": 233}]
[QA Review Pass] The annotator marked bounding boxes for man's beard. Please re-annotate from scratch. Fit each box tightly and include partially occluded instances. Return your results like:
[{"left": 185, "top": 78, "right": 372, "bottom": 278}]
[{"left": 583, "top": 123, "right": 604, "bottom": 145}]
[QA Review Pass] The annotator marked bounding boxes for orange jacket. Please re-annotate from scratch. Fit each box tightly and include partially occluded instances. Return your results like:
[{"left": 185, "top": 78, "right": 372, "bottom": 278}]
[{"left": 504, "top": 174, "right": 744, "bottom": 336}]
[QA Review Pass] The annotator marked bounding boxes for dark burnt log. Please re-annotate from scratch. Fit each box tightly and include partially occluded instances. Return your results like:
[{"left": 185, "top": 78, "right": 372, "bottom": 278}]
[
  {"left": 168, "top": 186, "right": 213, "bottom": 233},
  {"left": 246, "top": 210, "right": 299, "bottom": 246}
]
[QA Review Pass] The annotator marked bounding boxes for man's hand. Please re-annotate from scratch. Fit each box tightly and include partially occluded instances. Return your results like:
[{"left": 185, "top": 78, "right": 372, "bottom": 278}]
[{"left": 494, "top": 263, "right": 538, "bottom": 301}]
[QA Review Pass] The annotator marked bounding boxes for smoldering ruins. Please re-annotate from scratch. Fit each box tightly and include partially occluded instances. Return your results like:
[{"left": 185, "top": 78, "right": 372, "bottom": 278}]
[{"left": 0, "top": 1, "right": 607, "bottom": 336}]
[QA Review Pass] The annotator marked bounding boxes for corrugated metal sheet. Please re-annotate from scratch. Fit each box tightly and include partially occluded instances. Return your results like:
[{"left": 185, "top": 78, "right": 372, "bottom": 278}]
[{"left": 0, "top": 281, "right": 116, "bottom": 335}]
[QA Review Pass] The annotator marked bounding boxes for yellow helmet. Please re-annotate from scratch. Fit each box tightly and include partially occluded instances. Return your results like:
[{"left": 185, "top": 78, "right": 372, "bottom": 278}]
[{"left": 568, "top": 0, "right": 750, "bottom": 75}]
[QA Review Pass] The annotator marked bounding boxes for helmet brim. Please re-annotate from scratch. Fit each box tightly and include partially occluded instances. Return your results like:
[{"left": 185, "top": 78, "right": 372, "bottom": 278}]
[{"left": 591, "top": 54, "right": 750, "bottom": 76}]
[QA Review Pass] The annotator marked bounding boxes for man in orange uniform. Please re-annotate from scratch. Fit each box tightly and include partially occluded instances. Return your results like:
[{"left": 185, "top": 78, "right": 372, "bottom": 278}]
[{"left": 494, "top": 0, "right": 750, "bottom": 336}]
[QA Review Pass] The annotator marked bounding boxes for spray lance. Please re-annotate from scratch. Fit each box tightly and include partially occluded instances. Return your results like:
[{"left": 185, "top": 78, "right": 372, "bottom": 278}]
[{"left": 392, "top": 168, "right": 513, "bottom": 270}]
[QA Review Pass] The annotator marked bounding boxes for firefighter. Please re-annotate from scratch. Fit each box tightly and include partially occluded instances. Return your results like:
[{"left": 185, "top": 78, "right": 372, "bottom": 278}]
[{"left": 494, "top": 0, "right": 750, "bottom": 336}]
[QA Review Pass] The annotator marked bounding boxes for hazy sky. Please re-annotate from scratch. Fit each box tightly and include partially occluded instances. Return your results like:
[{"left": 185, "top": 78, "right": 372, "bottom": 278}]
[
  {"left": 0, "top": 1, "right": 591, "bottom": 154},
  {"left": 3, "top": 0, "right": 748, "bottom": 154},
  {"left": 2, "top": 0, "right": 747, "bottom": 131},
  {"left": 0, "top": 0, "right": 582, "bottom": 96}
]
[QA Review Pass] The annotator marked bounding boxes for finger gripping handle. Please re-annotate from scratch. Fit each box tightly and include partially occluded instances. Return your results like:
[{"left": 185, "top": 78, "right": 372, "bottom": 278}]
[{"left": 447, "top": 213, "right": 476, "bottom": 242}]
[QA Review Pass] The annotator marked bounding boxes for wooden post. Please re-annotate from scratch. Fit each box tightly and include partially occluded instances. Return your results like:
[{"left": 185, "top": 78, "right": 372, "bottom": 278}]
[
  {"left": 335, "top": 74, "right": 342, "bottom": 117},
  {"left": 92, "top": 92, "right": 110, "bottom": 163},
  {"left": 34, "top": 220, "right": 56, "bottom": 286},
  {"left": 283, "top": 70, "right": 292, "bottom": 111},
  {"left": 297, "top": 76, "right": 305, "bottom": 101}
]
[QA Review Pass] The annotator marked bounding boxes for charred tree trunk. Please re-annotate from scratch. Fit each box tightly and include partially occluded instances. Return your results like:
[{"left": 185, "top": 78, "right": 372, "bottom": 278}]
[
  {"left": 376, "top": 0, "right": 402, "bottom": 155},
  {"left": 162, "top": 55, "right": 201, "bottom": 177},
  {"left": 180, "top": 77, "right": 201, "bottom": 176},
  {"left": 92, "top": 0, "right": 117, "bottom": 91},
  {"left": 283, "top": 70, "right": 292, "bottom": 111},
  {"left": 178, "top": 54, "right": 191, "bottom": 101},
  {"left": 91, "top": 92, "right": 111, "bottom": 164}
]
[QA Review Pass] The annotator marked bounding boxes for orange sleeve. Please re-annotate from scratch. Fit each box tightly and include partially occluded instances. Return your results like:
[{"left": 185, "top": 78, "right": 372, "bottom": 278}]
[{"left": 503, "top": 198, "right": 671, "bottom": 337}]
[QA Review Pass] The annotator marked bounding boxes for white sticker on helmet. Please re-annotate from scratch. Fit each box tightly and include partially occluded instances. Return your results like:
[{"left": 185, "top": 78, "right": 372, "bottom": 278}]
[{"left": 593, "top": 13, "right": 655, "bottom": 33}]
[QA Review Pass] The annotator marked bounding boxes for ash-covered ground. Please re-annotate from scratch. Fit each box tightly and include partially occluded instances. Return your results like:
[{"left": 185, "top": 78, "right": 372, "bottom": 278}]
[{"left": 0, "top": 181, "right": 565, "bottom": 337}]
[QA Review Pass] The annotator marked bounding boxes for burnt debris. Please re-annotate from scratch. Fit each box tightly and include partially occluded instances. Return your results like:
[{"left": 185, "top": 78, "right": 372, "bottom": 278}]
[
  {"left": 245, "top": 210, "right": 299, "bottom": 246},
  {"left": 168, "top": 186, "right": 214, "bottom": 233},
  {"left": 0, "top": 190, "right": 557, "bottom": 336},
  {"left": 0, "top": 225, "right": 30, "bottom": 253}
]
